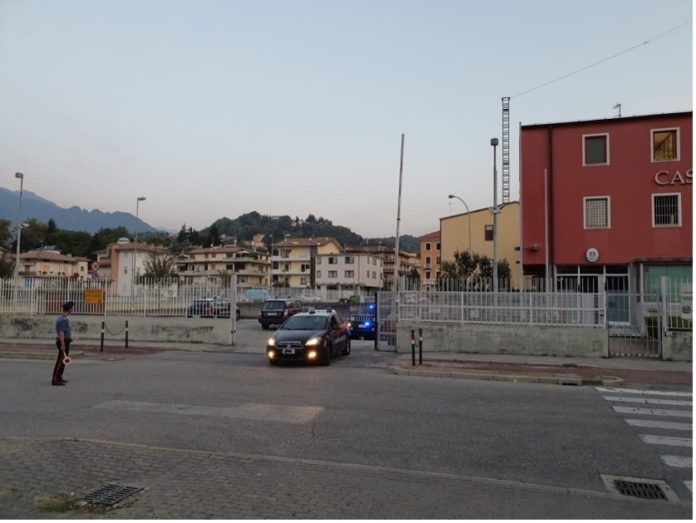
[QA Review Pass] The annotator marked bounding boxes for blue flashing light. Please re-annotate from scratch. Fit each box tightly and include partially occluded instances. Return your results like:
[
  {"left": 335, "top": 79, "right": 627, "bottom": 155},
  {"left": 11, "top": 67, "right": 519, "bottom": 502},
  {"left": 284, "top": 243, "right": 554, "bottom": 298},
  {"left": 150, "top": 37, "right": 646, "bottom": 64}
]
[
  {"left": 368, "top": 304, "right": 375, "bottom": 310},
  {"left": 363, "top": 321, "right": 371, "bottom": 328}
]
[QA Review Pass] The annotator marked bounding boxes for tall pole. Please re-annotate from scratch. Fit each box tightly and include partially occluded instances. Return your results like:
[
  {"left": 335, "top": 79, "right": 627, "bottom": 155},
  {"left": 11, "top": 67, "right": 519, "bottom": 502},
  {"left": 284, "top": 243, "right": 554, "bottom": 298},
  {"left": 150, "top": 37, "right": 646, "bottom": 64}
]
[
  {"left": 268, "top": 233, "right": 273, "bottom": 293},
  {"left": 448, "top": 194, "right": 471, "bottom": 253},
  {"left": 394, "top": 133, "right": 405, "bottom": 292},
  {"left": 491, "top": 138, "right": 499, "bottom": 293},
  {"left": 14, "top": 172, "right": 24, "bottom": 279},
  {"left": 132, "top": 196, "right": 146, "bottom": 296}
]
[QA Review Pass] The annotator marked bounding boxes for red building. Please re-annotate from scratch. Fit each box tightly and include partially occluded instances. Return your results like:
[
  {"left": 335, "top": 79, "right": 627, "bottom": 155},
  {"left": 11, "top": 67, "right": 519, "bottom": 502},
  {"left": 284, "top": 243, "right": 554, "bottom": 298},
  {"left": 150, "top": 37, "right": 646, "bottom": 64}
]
[{"left": 520, "top": 111, "right": 692, "bottom": 299}]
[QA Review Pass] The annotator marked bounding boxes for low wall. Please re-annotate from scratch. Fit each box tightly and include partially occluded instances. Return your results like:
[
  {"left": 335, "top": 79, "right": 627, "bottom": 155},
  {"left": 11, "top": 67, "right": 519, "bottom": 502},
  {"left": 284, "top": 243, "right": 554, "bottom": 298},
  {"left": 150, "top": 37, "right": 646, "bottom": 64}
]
[
  {"left": 662, "top": 331, "right": 692, "bottom": 362},
  {"left": 396, "top": 322, "right": 609, "bottom": 358},
  {"left": 0, "top": 315, "right": 233, "bottom": 345}
]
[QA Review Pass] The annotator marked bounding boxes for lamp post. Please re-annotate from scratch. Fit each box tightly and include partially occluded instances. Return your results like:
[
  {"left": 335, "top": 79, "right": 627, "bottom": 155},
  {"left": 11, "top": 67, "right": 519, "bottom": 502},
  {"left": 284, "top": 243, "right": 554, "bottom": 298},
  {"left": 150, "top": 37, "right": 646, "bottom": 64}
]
[
  {"left": 132, "top": 196, "right": 146, "bottom": 295},
  {"left": 490, "top": 138, "right": 499, "bottom": 293},
  {"left": 14, "top": 173, "right": 24, "bottom": 279},
  {"left": 447, "top": 194, "right": 471, "bottom": 253}
]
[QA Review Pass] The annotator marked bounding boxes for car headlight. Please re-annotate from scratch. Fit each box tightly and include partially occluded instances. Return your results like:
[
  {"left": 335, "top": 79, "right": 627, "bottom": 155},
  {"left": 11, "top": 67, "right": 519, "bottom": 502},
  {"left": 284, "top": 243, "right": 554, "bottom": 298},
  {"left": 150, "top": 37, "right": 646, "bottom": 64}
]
[
  {"left": 268, "top": 338, "right": 276, "bottom": 347},
  {"left": 307, "top": 350, "right": 317, "bottom": 359},
  {"left": 305, "top": 337, "right": 321, "bottom": 347}
]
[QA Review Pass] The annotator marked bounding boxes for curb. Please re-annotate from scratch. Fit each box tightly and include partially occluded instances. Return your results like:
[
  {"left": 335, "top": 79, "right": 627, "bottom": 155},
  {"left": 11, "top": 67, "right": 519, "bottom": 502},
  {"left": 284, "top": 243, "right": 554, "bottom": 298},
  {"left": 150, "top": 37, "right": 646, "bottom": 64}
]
[{"left": 391, "top": 366, "right": 624, "bottom": 387}]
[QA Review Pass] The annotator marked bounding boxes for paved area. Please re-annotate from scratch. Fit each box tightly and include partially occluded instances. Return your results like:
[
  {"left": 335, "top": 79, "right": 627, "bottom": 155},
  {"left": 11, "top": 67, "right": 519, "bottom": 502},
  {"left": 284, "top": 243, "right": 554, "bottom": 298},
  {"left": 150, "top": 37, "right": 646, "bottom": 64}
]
[{"left": 0, "top": 437, "right": 691, "bottom": 519}]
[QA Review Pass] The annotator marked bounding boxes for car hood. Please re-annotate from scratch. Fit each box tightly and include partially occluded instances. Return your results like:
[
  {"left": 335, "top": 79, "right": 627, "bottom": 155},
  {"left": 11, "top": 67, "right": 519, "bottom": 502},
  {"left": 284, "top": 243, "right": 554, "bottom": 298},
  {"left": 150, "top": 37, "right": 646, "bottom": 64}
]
[{"left": 274, "top": 329, "right": 325, "bottom": 343}]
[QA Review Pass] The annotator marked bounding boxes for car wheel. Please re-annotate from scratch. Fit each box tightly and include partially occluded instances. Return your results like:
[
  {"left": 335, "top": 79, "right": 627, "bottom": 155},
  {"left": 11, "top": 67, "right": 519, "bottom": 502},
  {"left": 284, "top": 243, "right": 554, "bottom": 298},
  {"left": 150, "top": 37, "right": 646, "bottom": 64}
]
[
  {"left": 268, "top": 358, "right": 278, "bottom": 366},
  {"left": 341, "top": 337, "right": 351, "bottom": 356},
  {"left": 262, "top": 324, "right": 269, "bottom": 330},
  {"left": 321, "top": 343, "right": 332, "bottom": 366}
]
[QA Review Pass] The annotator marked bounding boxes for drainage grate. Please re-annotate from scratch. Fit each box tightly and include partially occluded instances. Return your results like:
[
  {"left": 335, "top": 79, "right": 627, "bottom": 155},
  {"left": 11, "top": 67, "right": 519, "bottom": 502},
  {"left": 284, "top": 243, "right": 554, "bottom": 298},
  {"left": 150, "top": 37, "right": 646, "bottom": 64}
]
[
  {"left": 614, "top": 479, "right": 667, "bottom": 500},
  {"left": 81, "top": 484, "right": 143, "bottom": 507},
  {"left": 601, "top": 474, "right": 679, "bottom": 503}
]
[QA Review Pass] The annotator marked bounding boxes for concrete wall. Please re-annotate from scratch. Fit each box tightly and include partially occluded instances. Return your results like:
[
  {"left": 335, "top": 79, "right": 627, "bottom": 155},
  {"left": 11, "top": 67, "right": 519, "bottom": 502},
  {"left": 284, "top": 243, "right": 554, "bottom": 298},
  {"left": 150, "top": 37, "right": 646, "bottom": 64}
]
[
  {"left": 397, "top": 322, "right": 609, "bottom": 358},
  {"left": 662, "top": 331, "right": 692, "bottom": 361},
  {"left": 0, "top": 315, "right": 233, "bottom": 345}
]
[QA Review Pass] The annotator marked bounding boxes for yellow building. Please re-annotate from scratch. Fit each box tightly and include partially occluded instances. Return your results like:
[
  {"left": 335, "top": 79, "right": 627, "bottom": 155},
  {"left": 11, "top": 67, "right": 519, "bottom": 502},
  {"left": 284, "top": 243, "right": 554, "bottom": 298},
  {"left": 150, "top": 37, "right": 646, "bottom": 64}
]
[
  {"left": 273, "top": 237, "right": 343, "bottom": 288},
  {"left": 17, "top": 249, "right": 90, "bottom": 279},
  {"left": 440, "top": 201, "right": 521, "bottom": 287}
]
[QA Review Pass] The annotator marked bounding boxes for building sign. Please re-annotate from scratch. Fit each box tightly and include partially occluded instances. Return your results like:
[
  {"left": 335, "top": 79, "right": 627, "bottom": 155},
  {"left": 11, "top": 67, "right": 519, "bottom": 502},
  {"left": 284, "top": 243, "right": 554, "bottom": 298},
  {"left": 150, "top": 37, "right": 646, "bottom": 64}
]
[
  {"left": 84, "top": 288, "right": 104, "bottom": 305},
  {"left": 654, "top": 169, "right": 692, "bottom": 185}
]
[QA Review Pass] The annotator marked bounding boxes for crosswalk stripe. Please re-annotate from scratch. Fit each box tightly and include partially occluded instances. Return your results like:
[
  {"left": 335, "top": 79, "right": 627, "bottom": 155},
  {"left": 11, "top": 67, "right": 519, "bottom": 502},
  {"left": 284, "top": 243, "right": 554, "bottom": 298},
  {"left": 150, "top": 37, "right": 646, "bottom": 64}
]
[
  {"left": 685, "top": 481, "right": 692, "bottom": 493},
  {"left": 640, "top": 435, "right": 692, "bottom": 447},
  {"left": 602, "top": 395, "right": 692, "bottom": 407},
  {"left": 596, "top": 387, "right": 692, "bottom": 397},
  {"left": 612, "top": 406, "right": 692, "bottom": 418},
  {"left": 660, "top": 455, "right": 692, "bottom": 468},
  {"left": 625, "top": 419, "right": 692, "bottom": 431}
]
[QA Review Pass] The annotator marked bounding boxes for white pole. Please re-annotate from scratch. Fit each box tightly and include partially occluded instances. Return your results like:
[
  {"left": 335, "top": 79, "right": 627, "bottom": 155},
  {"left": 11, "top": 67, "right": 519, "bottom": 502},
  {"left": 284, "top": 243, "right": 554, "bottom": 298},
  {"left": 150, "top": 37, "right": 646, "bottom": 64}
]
[
  {"left": 394, "top": 133, "right": 405, "bottom": 292},
  {"left": 491, "top": 139, "right": 499, "bottom": 293},
  {"left": 544, "top": 168, "right": 550, "bottom": 292},
  {"left": 14, "top": 172, "right": 24, "bottom": 279}
]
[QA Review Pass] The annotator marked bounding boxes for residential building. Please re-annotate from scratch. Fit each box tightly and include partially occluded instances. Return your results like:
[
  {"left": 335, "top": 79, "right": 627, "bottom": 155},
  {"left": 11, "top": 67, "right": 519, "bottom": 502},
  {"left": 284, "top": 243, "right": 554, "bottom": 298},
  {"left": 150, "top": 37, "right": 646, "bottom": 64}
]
[
  {"left": 350, "top": 244, "right": 417, "bottom": 290},
  {"left": 177, "top": 246, "right": 270, "bottom": 289},
  {"left": 440, "top": 202, "right": 521, "bottom": 285},
  {"left": 272, "top": 237, "right": 343, "bottom": 288},
  {"left": 519, "top": 111, "right": 692, "bottom": 301},
  {"left": 315, "top": 252, "right": 384, "bottom": 291},
  {"left": 105, "top": 238, "right": 169, "bottom": 294},
  {"left": 418, "top": 231, "right": 441, "bottom": 289},
  {"left": 15, "top": 249, "right": 89, "bottom": 279}
]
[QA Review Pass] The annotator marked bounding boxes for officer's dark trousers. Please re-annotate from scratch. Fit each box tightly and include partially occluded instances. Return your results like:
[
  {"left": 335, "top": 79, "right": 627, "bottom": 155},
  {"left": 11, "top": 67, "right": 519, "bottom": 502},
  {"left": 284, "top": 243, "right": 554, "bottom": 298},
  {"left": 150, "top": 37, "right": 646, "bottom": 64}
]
[{"left": 52, "top": 338, "right": 71, "bottom": 384}]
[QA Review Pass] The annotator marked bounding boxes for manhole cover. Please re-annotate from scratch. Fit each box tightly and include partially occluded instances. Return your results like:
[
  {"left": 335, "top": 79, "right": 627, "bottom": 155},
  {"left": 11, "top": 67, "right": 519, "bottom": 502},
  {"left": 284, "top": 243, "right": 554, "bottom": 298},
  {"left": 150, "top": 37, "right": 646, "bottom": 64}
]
[
  {"left": 81, "top": 484, "right": 142, "bottom": 507},
  {"left": 601, "top": 474, "right": 678, "bottom": 502}
]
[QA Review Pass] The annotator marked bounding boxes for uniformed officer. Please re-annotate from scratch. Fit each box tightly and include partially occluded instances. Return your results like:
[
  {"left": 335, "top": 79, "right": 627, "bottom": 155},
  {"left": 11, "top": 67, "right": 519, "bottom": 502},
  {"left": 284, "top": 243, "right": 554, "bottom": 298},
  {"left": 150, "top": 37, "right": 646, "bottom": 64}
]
[{"left": 52, "top": 301, "right": 74, "bottom": 386}]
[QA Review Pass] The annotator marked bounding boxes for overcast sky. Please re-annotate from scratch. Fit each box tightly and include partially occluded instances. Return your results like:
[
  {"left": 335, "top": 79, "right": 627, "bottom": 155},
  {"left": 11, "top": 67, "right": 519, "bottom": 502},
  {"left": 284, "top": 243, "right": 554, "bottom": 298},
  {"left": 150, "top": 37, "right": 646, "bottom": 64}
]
[{"left": 0, "top": 0, "right": 692, "bottom": 237}]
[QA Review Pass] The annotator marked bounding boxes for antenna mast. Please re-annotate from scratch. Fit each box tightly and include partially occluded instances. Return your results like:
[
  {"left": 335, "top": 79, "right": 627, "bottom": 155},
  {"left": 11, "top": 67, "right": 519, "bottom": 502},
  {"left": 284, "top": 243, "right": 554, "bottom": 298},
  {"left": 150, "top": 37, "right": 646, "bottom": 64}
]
[{"left": 501, "top": 97, "right": 511, "bottom": 204}]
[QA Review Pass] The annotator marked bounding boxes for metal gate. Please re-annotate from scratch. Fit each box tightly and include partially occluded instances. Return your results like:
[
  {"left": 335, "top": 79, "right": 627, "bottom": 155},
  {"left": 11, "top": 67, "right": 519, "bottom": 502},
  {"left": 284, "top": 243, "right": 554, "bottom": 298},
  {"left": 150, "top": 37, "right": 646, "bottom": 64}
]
[
  {"left": 376, "top": 291, "right": 397, "bottom": 351},
  {"left": 608, "top": 291, "right": 663, "bottom": 358}
]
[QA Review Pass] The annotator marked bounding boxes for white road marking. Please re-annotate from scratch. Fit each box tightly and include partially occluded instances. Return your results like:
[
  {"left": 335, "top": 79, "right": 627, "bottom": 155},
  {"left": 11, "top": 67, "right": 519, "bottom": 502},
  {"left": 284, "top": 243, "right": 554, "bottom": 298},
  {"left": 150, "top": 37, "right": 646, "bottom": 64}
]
[
  {"left": 685, "top": 481, "right": 692, "bottom": 493},
  {"left": 660, "top": 455, "right": 693, "bottom": 468},
  {"left": 612, "top": 406, "right": 692, "bottom": 418},
  {"left": 625, "top": 419, "right": 692, "bottom": 431},
  {"left": 95, "top": 400, "right": 323, "bottom": 424},
  {"left": 602, "top": 395, "right": 692, "bottom": 407},
  {"left": 596, "top": 387, "right": 692, "bottom": 397},
  {"left": 640, "top": 434, "right": 692, "bottom": 447}
]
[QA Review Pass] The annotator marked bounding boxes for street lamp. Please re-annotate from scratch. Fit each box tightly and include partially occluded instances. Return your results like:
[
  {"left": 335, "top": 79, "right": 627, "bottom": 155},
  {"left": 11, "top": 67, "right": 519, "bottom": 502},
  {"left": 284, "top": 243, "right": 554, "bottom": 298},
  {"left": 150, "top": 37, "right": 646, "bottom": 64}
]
[
  {"left": 447, "top": 194, "right": 471, "bottom": 253},
  {"left": 132, "top": 196, "right": 146, "bottom": 294},
  {"left": 14, "top": 173, "right": 24, "bottom": 279},
  {"left": 490, "top": 138, "right": 499, "bottom": 293}
]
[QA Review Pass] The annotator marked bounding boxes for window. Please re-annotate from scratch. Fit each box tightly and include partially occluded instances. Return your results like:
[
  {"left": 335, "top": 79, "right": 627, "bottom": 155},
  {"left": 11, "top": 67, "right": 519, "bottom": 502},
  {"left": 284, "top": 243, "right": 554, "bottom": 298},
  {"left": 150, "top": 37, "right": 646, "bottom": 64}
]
[
  {"left": 316, "top": 257, "right": 321, "bottom": 264},
  {"left": 328, "top": 257, "right": 337, "bottom": 265},
  {"left": 372, "top": 271, "right": 377, "bottom": 279},
  {"left": 652, "top": 128, "right": 679, "bottom": 161},
  {"left": 345, "top": 270, "right": 354, "bottom": 278},
  {"left": 436, "top": 256, "right": 440, "bottom": 264},
  {"left": 436, "top": 242, "right": 441, "bottom": 250},
  {"left": 425, "top": 243, "right": 431, "bottom": 251},
  {"left": 583, "top": 134, "right": 609, "bottom": 165},
  {"left": 328, "top": 270, "right": 338, "bottom": 278},
  {"left": 425, "top": 256, "right": 431, "bottom": 265},
  {"left": 317, "top": 270, "right": 322, "bottom": 278},
  {"left": 300, "top": 277, "right": 308, "bottom": 285},
  {"left": 425, "top": 271, "right": 431, "bottom": 279},
  {"left": 484, "top": 225, "right": 493, "bottom": 241},
  {"left": 584, "top": 197, "right": 610, "bottom": 229},
  {"left": 653, "top": 193, "right": 681, "bottom": 227},
  {"left": 345, "top": 256, "right": 354, "bottom": 264}
]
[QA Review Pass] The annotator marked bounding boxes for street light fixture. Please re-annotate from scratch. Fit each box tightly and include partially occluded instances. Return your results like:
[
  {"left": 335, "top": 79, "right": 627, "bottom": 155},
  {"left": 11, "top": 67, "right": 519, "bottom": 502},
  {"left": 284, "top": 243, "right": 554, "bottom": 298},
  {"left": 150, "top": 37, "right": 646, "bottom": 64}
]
[
  {"left": 14, "top": 173, "right": 24, "bottom": 279},
  {"left": 132, "top": 196, "right": 146, "bottom": 295},
  {"left": 447, "top": 194, "right": 471, "bottom": 254},
  {"left": 490, "top": 138, "right": 499, "bottom": 293}
]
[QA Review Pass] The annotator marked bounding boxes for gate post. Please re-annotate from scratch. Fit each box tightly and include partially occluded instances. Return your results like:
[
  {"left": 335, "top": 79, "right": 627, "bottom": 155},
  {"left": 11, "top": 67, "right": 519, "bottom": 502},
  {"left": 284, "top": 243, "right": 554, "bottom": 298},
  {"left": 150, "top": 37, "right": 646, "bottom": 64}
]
[{"left": 659, "top": 276, "right": 669, "bottom": 360}]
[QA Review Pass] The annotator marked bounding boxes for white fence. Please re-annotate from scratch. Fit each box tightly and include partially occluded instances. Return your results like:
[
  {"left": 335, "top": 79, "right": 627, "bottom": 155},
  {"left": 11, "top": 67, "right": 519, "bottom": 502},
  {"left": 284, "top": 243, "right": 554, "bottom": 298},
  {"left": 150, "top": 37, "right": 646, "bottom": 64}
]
[
  {"left": 240, "top": 286, "right": 377, "bottom": 303},
  {"left": 395, "top": 290, "right": 604, "bottom": 327},
  {"left": 0, "top": 277, "right": 233, "bottom": 317}
]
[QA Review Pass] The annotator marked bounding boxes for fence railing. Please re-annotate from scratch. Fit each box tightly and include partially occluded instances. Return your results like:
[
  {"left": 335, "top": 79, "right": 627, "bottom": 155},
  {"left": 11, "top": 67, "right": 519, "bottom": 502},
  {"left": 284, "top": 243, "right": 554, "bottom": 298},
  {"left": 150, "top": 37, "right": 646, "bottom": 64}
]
[{"left": 0, "top": 277, "right": 233, "bottom": 317}]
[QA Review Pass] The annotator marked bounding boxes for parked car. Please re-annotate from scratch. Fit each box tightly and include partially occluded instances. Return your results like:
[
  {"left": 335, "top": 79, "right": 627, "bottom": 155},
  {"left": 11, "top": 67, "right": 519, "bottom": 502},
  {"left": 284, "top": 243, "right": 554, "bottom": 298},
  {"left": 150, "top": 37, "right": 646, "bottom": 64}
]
[
  {"left": 187, "top": 298, "right": 241, "bottom": 320},
  {"left": 266, "top": 308, "right": 351, "bottom": 365},
  {"left": 348, "top": 303, "right": 377, "bottom": 340},
  {"left": 258, "top": 299, "right": 302, "bottom": 329}
]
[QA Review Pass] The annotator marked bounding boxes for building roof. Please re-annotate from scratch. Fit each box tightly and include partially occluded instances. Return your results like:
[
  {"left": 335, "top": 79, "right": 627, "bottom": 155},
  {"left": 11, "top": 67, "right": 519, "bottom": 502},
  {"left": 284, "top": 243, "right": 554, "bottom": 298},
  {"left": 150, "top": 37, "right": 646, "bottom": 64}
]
[
  {"left": 521, "top": 111, "right": 692, "bottom": 130},
  {"left": 419, "top": 231, "right": 440, "bottom": 240},
  {"left": 19, "top": 250, "right": 89, "bottom": 263},
  {"left": 440, "top": 201, "right": 519, "bottom": 222},
  {"left": 188, "top": 246, "right": 245, "bottom": 255},
  {"left": 108, "top": 241, "right": 167, "bottom": 254},
  {"left": 274, "top": 237, "right": 342, "bottom": 249}
]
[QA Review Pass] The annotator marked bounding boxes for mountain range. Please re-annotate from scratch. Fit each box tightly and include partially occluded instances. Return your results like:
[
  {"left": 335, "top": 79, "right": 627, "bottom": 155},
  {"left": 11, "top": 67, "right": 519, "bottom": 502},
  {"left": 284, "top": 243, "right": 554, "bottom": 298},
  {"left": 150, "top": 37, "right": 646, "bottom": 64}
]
[{"left": 0, "top": 187, "right": 159, "bottom": 235}]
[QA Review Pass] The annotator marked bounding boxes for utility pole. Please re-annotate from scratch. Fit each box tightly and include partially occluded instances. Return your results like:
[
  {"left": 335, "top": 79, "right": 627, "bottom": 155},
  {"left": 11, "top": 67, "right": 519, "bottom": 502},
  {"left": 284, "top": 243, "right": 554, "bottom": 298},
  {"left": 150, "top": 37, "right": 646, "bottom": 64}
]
[
  {"left": 394, "top": 134, "right": 405, "bottom": 292},
  {"left": 491, "top": 138, "right": 499, "bottom": 293}
]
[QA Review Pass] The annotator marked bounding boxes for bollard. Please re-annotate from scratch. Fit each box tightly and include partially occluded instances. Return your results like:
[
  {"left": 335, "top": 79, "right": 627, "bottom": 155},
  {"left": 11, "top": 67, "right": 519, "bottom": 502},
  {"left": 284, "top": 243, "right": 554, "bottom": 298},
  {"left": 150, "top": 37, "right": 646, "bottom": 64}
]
[
  {"left": 100, "top": 321, "right": 105, "bottom": 352},
  {"left": 125, "top": 320, "right": 129, "bottom": 349},
  {"left": 418, "top": 328, "right": 423, "bottom": 365},
  {"left": 411, "top": 330, "right": 416, "bottom": 366}
]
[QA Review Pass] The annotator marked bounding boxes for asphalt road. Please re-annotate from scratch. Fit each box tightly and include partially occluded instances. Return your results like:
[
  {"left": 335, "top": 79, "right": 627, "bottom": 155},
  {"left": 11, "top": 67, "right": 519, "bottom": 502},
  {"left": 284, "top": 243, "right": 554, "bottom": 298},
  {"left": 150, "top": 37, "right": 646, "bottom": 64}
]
[{"left": 1, "top": 319, "right": 692, "bottom": 518}]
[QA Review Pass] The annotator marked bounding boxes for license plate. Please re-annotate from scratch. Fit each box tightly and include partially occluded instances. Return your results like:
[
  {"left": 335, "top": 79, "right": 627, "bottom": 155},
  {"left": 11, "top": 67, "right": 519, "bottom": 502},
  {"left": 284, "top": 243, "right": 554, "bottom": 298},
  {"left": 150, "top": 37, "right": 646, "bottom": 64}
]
[{"left": 282, "top": 348, "right": 295, "bottom": 355}]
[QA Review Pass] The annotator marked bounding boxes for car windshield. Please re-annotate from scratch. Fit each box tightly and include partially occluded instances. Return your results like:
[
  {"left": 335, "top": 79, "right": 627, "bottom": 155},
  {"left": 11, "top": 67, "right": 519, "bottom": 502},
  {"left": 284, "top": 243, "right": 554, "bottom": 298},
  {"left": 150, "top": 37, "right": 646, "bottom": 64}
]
[
  {"left": 281, "top": 315, "right": 329, "bottom": 331},
  {"left": 356, "top": 304, "right": 376, "bottom": 315},
  {"left": 262, "top": 301, "right": 287, "bottom": 311}
]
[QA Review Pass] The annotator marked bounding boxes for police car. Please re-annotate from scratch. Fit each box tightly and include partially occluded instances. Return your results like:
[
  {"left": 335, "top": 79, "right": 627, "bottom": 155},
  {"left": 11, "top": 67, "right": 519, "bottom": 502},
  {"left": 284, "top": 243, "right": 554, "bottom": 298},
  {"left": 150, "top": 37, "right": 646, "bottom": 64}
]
[
  {"left": 347, "top": 303, "right": 377, "bottom": 340},
  {"left": 266, "top": 308, "right": 351, "bottom": 365}
]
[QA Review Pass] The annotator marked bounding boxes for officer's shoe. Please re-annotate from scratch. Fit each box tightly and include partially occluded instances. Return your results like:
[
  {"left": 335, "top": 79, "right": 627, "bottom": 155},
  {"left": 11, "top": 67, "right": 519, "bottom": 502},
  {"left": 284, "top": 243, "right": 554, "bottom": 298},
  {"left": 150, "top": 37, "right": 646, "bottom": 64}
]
[{"left": 52, "top": 381, "right": 66, "bottom": 386}]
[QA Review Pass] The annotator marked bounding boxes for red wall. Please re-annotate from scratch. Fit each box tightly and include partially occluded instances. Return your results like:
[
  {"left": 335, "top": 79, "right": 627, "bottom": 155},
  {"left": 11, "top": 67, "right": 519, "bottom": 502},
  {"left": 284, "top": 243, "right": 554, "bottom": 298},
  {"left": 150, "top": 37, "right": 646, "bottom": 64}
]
[{"left": 521, "top": 113, "right": 692, "bottom": 268}]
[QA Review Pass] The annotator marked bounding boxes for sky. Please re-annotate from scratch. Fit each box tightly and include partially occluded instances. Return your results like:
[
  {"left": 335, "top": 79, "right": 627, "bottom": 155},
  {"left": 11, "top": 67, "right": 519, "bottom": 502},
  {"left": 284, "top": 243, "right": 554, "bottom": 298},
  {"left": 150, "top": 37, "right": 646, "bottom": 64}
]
[{"left": 0, "top": 0, "right": 692, "bottom": 238}]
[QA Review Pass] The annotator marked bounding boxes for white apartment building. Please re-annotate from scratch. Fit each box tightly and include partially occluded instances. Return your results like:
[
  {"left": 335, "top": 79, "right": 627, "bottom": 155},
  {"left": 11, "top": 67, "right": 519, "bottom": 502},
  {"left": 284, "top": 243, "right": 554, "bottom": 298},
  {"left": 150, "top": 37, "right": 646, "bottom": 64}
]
[
  {"left": 314, "top": 253, "right": 383, "bottom": 291},
  {"left": 177, "top": 246, "right": 270, "bottom": 289}
]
